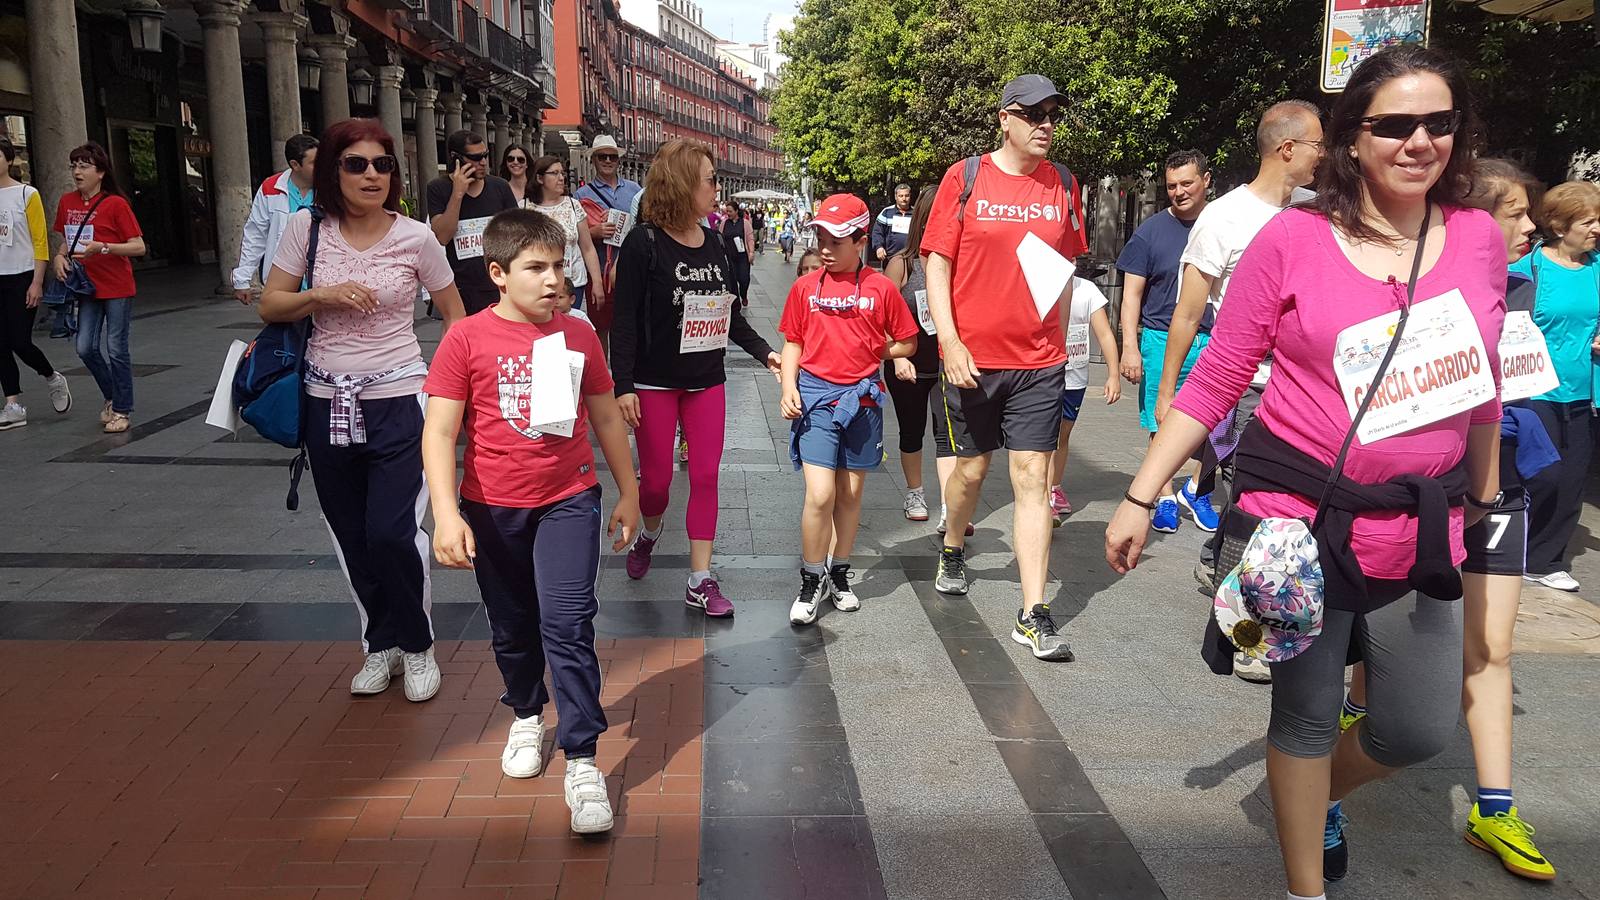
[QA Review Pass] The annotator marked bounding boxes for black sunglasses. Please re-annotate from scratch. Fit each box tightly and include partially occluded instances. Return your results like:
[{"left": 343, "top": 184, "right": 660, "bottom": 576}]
[
  {"left": 1004, "top": 105, "right": 1065, "bottom": 126},
  {"left": 340, "top": 154, "right": 398, "bottom": 175},
  {"left": 460, "top": 150, "right": 490, "bottom": 162},
  {"left": 505, "top": 155, "right": 528, "bottom": 163},
  {"left": 1360, "top": 109, "right": 1461, "bottom": 140},
  {"left": 593, "top": 154, "right": 620, "bottom": 162}
]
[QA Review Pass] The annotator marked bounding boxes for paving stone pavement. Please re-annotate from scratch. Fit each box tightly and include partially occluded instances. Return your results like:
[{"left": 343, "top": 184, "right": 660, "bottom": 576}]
[{"left": 0, "top": 254, "right": 1598, "bottom": 899}]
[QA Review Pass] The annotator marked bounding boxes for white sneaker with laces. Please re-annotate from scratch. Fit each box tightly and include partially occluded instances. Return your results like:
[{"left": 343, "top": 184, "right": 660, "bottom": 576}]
[
  {"left": 1527, "top": 570, "right": 1580, "bottom": 592},
  {"left": 564, "top": 757, "right": 614, "bottom": 834},
  {"left": 827, "top": 565, "right": 860, "bottom": 612},
  {"left": 350, "top": 647, "right": 403, "bottom": 695},
  {"left": 903, "top": 488, "right": 929, "bottom": 521},
  {"left": 501, "top": 715, "right": 546, "bottom": 778},
  {"left": 1233, "top": 652, "right": 1272, "bottom": 684},
  {"left": 46, "top": 372, "right": 72, "bottom": 414},
  {"left": 402, "top": 646, "right": 441, "bottom": 702},
  {"left": 0, "top": 401, "right": 26, "bottom": 431}
]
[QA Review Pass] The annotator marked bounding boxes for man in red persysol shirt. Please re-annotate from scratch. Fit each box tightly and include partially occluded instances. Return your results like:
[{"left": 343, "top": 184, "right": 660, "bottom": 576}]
[{"left": 921, "top": 74, "right": 1088, "bottom": 663}]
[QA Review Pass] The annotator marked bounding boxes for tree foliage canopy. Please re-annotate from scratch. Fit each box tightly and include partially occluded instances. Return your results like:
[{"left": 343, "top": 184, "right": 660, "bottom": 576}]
[{"left": 772, "top": 0, "right": 1597, "bottom": 194}]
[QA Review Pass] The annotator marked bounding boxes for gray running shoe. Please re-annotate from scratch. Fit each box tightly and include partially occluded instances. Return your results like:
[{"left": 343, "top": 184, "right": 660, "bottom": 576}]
[
  {"left": 934, "top": 546, "right": 968, "bottom": 595},
  {"left": 46, "top": 372, "right": 72, "bottom": 414},
  {"left": 1011, "top": 605, "right": 1074, "bottom": 662}
]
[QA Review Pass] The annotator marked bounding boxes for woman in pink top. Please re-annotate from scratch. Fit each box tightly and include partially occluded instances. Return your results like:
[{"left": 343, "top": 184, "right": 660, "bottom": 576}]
[
  {"left": 261, "top": 119, "right": 465, "bottom": 705},
  {"left": 1106, "top": 47, "right": 1504, "bottom": 897}
]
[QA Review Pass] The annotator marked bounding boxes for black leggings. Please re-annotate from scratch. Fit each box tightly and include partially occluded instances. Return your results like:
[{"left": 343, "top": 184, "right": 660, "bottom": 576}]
[
  {"left": 0, "top": 271, "right": 54, "bottom": 397},
  {"left": 730, "top": 257, "right": 752, "bottom": 304},
  {"left": 884, "top": 371, "right": 954, "bottom": 457}
]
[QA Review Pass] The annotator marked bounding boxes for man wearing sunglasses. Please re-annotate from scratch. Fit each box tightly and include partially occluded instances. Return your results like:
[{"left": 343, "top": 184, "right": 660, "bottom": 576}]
[
  {"left": 920, "top": 74, "right": 1089, "bottom": 664},
  {"left": 427, "top": 130, "right": 520, "bottom": 315},
  {"left": 574, "top": 135, "right": 642, "bottom": 343}
]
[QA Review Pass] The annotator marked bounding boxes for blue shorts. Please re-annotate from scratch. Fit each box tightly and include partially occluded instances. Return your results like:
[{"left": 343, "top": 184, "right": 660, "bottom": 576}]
[
  {"left": 1139, "top": 328, "right": 1210, "bottom": 432},
  {"left": 794, "top": 403, "right": 885, "bottom": 471},
  {"left": 1060, "top": 388, "right": 1087, "bottom": 422}
]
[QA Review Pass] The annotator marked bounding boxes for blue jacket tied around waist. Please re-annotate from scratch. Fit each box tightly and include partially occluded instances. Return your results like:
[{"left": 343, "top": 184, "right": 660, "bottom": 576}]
[{"left": 788, "top": 369, "right": 884, "bottom": 470}]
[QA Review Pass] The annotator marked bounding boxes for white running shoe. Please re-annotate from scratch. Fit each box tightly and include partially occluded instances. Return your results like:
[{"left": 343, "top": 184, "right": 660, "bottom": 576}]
[
  {"left": 402, "top": 646, "right": 441, "bottom": 702},
  {"left": 1526, "top": 570, "right": 1580, "bottom": 592},
  {"left": 827, "top": 564, "right": 861, "bottom": 611},
  {"left": 564, "top": 757, "right": 614, "bottom": 834},
  {"left": 903, "top": 488, "right": 929, "bottom": 521},
  {"left": 0, "top": 402, "right": 26, "bottom": 431},
  {"left": 1233, "top": 652, "right": 1272, "bottom": 684},
  {"left": 790, "top": 569, "right": 826, "bottom": 625},
  {"left": 351, "top": 647, "right": 403, "bottom": 695},
  {"left": 501, "top": 715, "right": 546, "bottom": 778},
  {"left": 46, "top": 372, "right": 72, "bottom": 414}
]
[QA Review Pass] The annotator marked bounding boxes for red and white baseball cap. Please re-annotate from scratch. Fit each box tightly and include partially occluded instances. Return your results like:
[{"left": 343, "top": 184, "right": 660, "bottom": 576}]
[{"left": 806, "top": 193, "right": 871, "bottom": 237}]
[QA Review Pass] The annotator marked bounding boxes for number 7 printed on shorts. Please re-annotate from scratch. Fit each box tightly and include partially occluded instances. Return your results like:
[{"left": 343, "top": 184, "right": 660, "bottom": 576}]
[{"left": 1483, "top": 514, "right": 1511, "bottom": 551}]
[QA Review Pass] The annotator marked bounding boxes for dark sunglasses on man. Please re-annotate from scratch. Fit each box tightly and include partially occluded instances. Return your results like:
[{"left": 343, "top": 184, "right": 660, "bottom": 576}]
[
  {"left": 1004, "top": 104, "right": 1065, "bottom": 126},
  {"left": 593, "top": 154, "right": 620, "bottom": 163},
  {"left": 340, "top": 154, "right": 399, "bottom": 175},
  {"left": 1360, "top": 109, "right": 1461, "bottom": 140}
]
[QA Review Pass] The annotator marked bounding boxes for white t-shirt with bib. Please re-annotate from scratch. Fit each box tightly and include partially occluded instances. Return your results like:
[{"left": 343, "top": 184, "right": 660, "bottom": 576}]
[
  {"left": 534, "top": 197, "right": 590, "bottom": 288},
  {"left": 1064, "top": 276, "right": 1109, "bottom": 390}
]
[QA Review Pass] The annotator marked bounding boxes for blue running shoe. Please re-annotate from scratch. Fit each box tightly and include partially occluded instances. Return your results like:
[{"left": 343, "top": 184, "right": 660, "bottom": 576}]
[
  {"left": 1177, "top": 482, "right": 1220, "bottom": 533},
  {"left": 1325, "top": 807, "right": 1350, "bottom": 881},
  {"left": 1152, "top": 498, "right": 1180, "bottom": 533}
]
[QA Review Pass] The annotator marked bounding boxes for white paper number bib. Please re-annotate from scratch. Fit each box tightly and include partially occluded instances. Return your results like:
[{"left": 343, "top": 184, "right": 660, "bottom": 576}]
[
  {"left": 452, "top": 217, "right": 491, "bottom": 259},
  {"left": 679, "top": 292, "right": 733, "bottom": 353},
  {"left": 1065, "top": 323, "right": 1090, "bottom": 369},
  {"left": 0, "top": 210, "right": 12, "bottom": 247},
  {"left": 1497, "top": 311, "right": 1559, "bottom": 402},
  {"left": 890, "top": 215, "right": 911, "bottom": 235},
  {"left": 914, "top": 289, "right": 935, "bottom": 335},
  {"left": 1333, "top": 289, "right": 1496, "bottom": 443}
]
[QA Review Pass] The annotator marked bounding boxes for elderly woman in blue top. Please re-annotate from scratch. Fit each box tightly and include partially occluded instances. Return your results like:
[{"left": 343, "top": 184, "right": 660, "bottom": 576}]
[{"left": 1516, "top": 181, "right": 1600, "bottom": 593}]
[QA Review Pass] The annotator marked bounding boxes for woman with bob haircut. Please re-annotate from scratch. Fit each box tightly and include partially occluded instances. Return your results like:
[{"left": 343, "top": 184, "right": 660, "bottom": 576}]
[
  {"left": 609, "top": 139, "right": 779, "bottom": 618},
  {"left": 1107, "top": 45, "right": 1506, "bottom": 895},
  {"left": 260, "top": 118, "right": 466, "bottom": 704}
]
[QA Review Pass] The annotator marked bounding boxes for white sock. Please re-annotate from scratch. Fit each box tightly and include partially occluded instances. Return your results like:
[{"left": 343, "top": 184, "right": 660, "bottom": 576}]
[
  {"left": 1287, "top": 892, "right": 1326, "bottom": 900},
  {"left": 688, "top": 570, "right": 711, "bottom": 587},
  {"left": 1158, "top": 493, "right": 1176, "bottom": 502},
  {"left": 1183, "top": 478, "right": 1199, "bottom": 495},
  {"left": 642, "top": 523, "right": 663, "bottom": 540}
]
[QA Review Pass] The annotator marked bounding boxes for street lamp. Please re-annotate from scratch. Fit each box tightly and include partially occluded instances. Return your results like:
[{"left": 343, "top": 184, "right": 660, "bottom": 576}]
[
  {"left": 124, "top": 0, "right": 165, "bottom": 53},
  {"left": 297, "top": 48, "right": 322, "bottom": 92},
  {"left": 400, "top": 89, "right": 417, "bottom": 122},
  {"left": 349, "top": 69, "right": 375, "bottom": 108}
]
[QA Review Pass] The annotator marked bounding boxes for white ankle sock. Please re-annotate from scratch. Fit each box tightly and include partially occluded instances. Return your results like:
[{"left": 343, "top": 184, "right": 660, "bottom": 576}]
[{"left": 1287, "top": 892, "right": 1326, "bottom": 900}]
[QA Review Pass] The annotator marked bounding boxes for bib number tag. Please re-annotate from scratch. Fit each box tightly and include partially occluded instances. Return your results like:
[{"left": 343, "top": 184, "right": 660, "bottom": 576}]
[
  {"left": 0, "top": 210, "right": 13, "bottom": 247},
  {"left": 733, "top": 236, "right": 745, "bottom": 254},
  {"left": 603, "top": 209, "right": 634, "bottom": 248},
  {"left": 915, "top": 290, "right": 935, "bottom": 335},
  {"left": 453, "top": 217, "right": 491, "bottom": 259},
  {"left": 65, "top": 224, "right": 93, "bottom": 246},
  {"left": 1333, "top": 289, "right": 1496, "bottom": 443},
  {"left": 1066, "top": 323, "right": 1091, "bottom": 369},
  {"left": 679, "top": 292, "right": 733, "bottom": 353},
  {"left": 890, "top": 215, "right": 911, "bottom": 235},
  {"left": 1497, "top": 311, "right": 1559, "bottom": 402}
]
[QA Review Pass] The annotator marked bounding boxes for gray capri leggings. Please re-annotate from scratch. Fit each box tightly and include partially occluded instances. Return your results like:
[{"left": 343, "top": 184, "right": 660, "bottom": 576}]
[{"left": 1268, "top": 590, "right": 1462, "bottom": 767}]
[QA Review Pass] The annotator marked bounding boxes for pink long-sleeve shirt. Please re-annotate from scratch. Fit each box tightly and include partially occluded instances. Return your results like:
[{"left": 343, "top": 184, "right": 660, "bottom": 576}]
[{"left": 1173, "top": 205, "right": 1507, "bottom": 580}]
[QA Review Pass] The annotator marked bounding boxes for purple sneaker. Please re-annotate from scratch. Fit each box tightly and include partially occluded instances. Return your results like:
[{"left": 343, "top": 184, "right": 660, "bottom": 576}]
[
  {"left": 626, "top": 533, "right": 658, "bottom": 580},
  {"left": 686, "top": 577, "right": 735, "bottom": 618}
]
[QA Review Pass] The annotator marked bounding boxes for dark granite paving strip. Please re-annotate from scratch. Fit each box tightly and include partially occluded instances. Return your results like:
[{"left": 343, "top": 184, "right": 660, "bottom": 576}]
[
  {"left": 131, "top": 300, "right": 214, "bottom": 321},
  {"left": 60, "top": 363, "right": 178, "bottom": 378},
  {"left": 0, "top": 552, "right": 932, "bottom": 571},
  {"left": 50, "top": 399, "right": 213, "bottom": 463},
  {"left": 699, "top": 602, "right": 888, "bottom": 900},
  {"left": 905, "top": 565, "right": 1167, "bottom": 900}
]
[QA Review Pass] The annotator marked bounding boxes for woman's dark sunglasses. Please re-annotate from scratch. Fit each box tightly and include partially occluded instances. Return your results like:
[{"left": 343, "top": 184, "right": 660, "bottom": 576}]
[
  {"left": 505, "top": 155, "right": 528, "bottom": 163},
  {"left": 1360, "top": 109, "right": 1461, "bottom": 140},
  {"left": 340, "top": 154, "right": 398, "bottom": 175},
  {"left": 1004, "top": 105, "right": 1065, "bottom": 126}
]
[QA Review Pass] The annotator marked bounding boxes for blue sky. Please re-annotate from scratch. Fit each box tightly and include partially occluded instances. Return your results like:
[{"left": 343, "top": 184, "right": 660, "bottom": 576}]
[{"left": 698, "top": 0, "right": 796, "bottom": 44}]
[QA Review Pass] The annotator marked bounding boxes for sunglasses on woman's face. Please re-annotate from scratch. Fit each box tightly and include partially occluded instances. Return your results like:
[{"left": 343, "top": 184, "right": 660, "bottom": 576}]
[
  {"left": 1360, "top": 109, "right": 1461, "bottom": 140},
  {"left": 506, "top": 156, "right": 528, "bottom": 164},
  {"left": 340, "top": 154, "right": 398, "bottom": 175}
]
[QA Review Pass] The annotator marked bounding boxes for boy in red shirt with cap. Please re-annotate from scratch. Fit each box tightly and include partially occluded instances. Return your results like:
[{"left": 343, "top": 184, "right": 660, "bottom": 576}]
[{"left": 779, "top": 194, "right": 920, "bottom": 626}]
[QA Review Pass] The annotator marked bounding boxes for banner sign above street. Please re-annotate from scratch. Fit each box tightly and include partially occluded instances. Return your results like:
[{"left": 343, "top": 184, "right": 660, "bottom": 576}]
[{"left": 1321, "top": 0, "right": 1432, "bottom": 92}]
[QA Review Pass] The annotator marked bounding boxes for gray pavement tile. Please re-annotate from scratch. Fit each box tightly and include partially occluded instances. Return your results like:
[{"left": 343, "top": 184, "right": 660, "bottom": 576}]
[
  {"left": 704, "top": 682, "right": 847, "bottom": 743},
  {"left": 1088, "top": 765, "right": 1277, "bottom": 850},
  {"left": 26, "top": 568, "right": 277, "bottom": 604},
  {"left": 700, "top": 816, "right": 887, "bottom": 900},
  {"left": 704, "top": 740, "right": 866, "bottom": 816},
  {"left": 831, "top": 680, "right": 988, "bottom": 742},
  {"left": 868, "top": 812, "right": 1069, "bottom": 900},
  {"left": 850, "top": 737, "right": 1030, "bottom": 819},
  {"left": 823, "top": 628, "right": 961, "bottom": 685},
  {"left": 1390, "top": 766, "right": 1600, "bottom": 839},
  {"left": 0, "top": 567, "right": 67, "bottom": 595},
  {"left": 83, "top": 601, "right": 241, "bottom": 640},
  {"left": 0, "top": 599, "right": 126, "bottom": 639}
]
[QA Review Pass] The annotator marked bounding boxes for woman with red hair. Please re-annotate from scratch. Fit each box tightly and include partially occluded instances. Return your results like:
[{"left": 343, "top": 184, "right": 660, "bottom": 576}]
[{"left": 261, "top": 119, "right": 466, "bottom": 702}]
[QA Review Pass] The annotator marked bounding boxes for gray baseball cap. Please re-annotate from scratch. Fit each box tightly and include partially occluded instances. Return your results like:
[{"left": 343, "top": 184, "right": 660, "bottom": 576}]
[{"left": 1000, "top": 74, "right": 1065, "bottom": 109}]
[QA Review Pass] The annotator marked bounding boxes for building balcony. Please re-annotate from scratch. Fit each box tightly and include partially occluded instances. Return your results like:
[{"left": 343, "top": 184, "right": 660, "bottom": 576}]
[
  {"left": 485, "top": 20, "right": 524, "bottom": 75},
  {"left": 459, "top": 3, "right": 485, "bottom": 56},
  {"left": 404, "top": 0, "right": 455, "bottom": 42}
]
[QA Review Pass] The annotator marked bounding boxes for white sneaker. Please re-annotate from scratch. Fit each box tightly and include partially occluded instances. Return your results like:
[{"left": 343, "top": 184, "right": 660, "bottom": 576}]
[
  {"left": 564, "top": 757, "right": 614, "bottom": 834},
  {"left": 790, "top": 569, "right": 825, "bottom": 625},
  {"left": 827, "top": 565, "right": 860, "bottom": 612},
  {"left": 501, "top": 715, "right": 546, "bottom": 778},
  {"left": 46, "top": 372, "right": 71, "bottom": 414},
  {"left": 402, "top": 647, "right": 441, "bottom": 702},
  {"left": 903, "top": 488, "right": 929, "bottom": 521},
  {"left": 0, "top": 402, "right": 26, "bottom": 431},
  {"left": 351, "top": 647, "right": 403, "bottom": 695},
  {"left": 1233, "top": 652, "right": 1272, "bottom": 684},
  {"left": 1526, "top": 570, "right": 1580, "bottom": 592}
]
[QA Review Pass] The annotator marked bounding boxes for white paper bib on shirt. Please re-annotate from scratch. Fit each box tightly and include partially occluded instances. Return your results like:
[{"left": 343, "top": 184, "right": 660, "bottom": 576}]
[
  {"left": 679, "top": 292, "right": 733, "bottom": 353},
  {"left": 914, "top": 289, "right": 935, "bottom": 335},
  {"left": 1065, "top": 323, "right": 1091, "bottom": 369},
  {"left": 1497, "top": 310, "right": 1559, "bottom": 402},
  {"left": 64, "top": 224, "right": 93, "bottom": 246},
  {"left": 0, "top": 209, "right": 12, "bottom": 247},
  {"left": 732, "top": 236, "right": 745, "bottom": 254},
  {"left": 453, "top": 217, "right": 491, "bottom": 259},
  {"left": 1333, "top": 288, "right": 1496, "bottom": 444},
  {"left": 890, "top": 215, "right": 911, "bottom": 235}
]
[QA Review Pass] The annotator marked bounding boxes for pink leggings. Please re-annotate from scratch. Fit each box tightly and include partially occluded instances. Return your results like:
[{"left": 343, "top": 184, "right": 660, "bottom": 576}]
[{"left": 636, "top": 385, "right": 725, "bottom": 541}]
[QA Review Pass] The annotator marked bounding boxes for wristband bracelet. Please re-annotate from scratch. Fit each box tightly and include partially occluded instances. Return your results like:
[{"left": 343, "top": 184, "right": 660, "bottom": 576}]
[
  {"left": 1123, "top": 491, "right": 1157, "bottom": 511},
  {"left": 1465, "top": 491, "right": 1503, "bottom": 510}
]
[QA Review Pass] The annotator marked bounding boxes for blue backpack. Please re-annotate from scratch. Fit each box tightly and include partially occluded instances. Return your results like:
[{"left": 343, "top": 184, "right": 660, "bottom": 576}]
[{"left": 234, "top": 207, "right": 323, "bottom": 509}]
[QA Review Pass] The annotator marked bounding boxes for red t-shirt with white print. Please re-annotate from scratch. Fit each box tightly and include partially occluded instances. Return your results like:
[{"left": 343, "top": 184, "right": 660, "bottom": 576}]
[
  {"left": 779, "top": 266, "right": 919, "bottom": 384},
  {"left": 424, "top": 310, "right": 613, "bottom": 509}
]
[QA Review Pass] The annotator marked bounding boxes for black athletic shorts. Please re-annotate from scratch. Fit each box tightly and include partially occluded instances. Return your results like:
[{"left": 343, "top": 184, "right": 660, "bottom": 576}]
[
  {"left": 938, "top": 364, "right": 1066, "bottom": 456},
  {"left": 1462, "top": 487, "right": 1528, "bottom": 576}
]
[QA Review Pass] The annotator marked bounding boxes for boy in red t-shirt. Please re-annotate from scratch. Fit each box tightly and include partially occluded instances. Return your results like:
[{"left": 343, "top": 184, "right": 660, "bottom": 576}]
[
  {"left": 421, "top": 209, "right": 640, "bottom": 835},
  {"left": 778, "top": 194, "right": 919, "bottom": 626}
]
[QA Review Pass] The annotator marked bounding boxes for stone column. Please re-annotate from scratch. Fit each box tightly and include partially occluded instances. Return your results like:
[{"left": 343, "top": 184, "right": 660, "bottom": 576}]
[
  {"left": 199, "top": 0, "right": 254, "bottom": 288},
  {"left": 490, "top": 114, "right": 510, "bottom": 161},
  {"left": 374, "top": 65, "right": 409, "bottom": 195},
  {"left": 23, "top": 0, "right": 88, "bottom": 221},
  {"left": 441, "top": 92, "right": 464, "bottom": 137},
  {"left": 413, "top": 86, "right": 440, "bottom": 190},
  {"left": 256, "top": 12, "right": 307, "bottom": 170},
  {"left": 307, "top": 33, "right": 354, "bottom": 125},
  {"left": 467, "top": 102, "right": 488, "bottom": 143}
]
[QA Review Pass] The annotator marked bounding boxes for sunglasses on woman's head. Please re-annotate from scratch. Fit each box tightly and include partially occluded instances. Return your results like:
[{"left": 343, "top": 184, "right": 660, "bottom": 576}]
[
  {"left": 1360, "top": 109, "right": 1461, "bottom": 140},
  {"left": 340, "top": 154, "right": 398, "bottom": 175}
]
